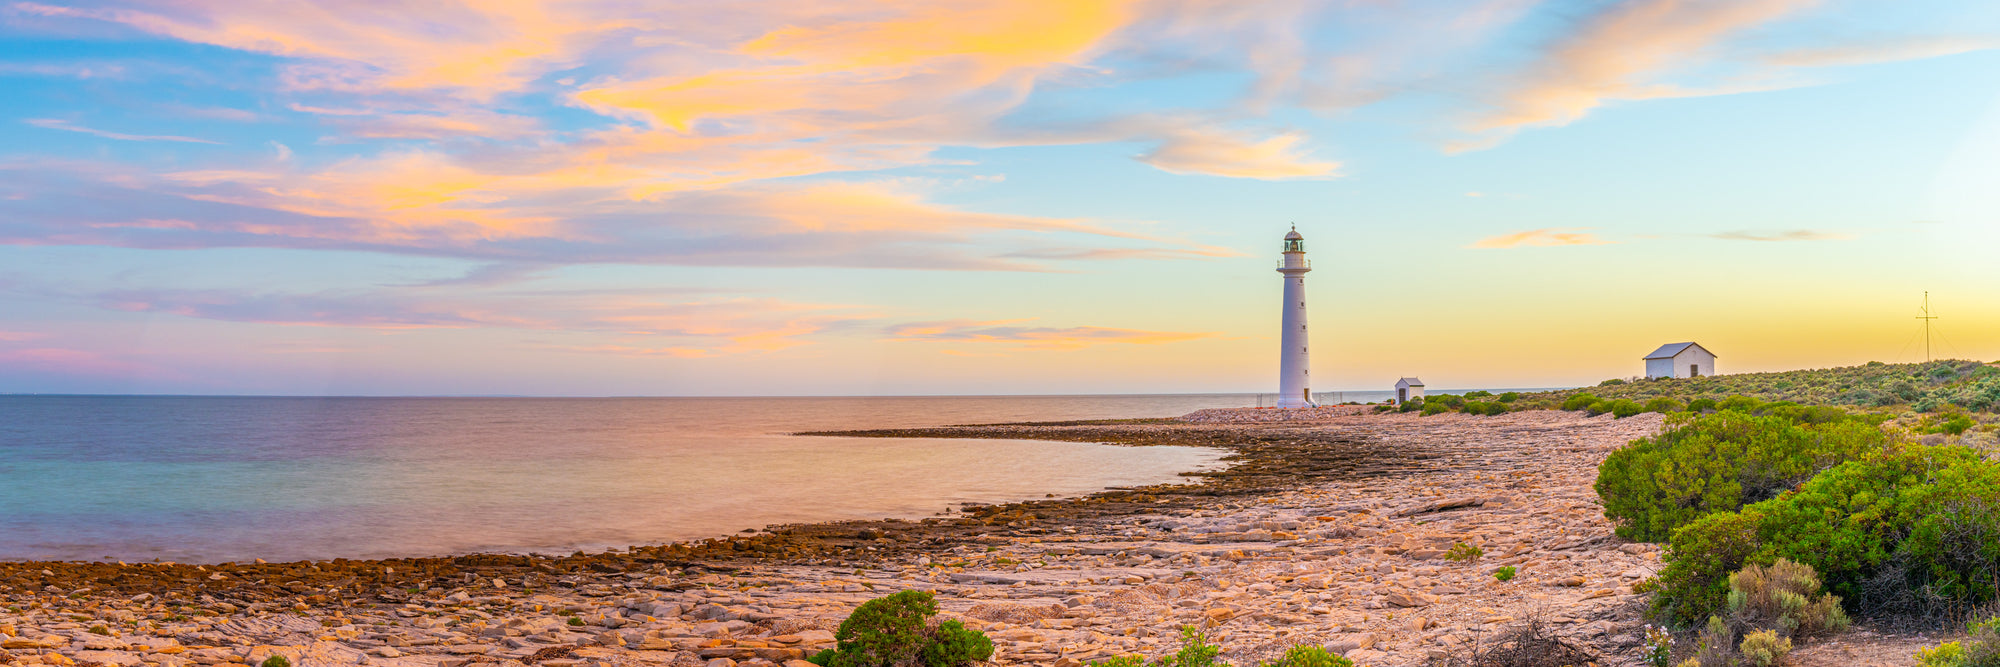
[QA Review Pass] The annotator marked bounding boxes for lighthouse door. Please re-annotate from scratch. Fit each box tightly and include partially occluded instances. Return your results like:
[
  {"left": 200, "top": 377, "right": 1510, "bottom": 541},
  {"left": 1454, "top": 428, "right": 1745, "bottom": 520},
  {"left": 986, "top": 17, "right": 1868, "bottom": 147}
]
[{"left": 1398, "top": 388, "right": 1407, "bottom": 402}]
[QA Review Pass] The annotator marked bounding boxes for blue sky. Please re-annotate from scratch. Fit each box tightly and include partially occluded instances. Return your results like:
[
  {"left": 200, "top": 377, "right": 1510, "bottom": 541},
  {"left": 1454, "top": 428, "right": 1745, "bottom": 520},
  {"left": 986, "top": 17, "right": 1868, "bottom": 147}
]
[{"left": 2, "top": 0, "right": 1997, "bottom": 396}]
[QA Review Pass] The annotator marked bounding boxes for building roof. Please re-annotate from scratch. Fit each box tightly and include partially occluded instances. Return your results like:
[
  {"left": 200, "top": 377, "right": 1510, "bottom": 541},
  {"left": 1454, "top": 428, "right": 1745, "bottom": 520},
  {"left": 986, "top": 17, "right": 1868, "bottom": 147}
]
[
  {"left": 1643, "top": 342, "right": 1717, "bottom": 360},
  {"left": 1284, "top": 229, "right": 1303, "bottom": 240},
  {"left": 1396, "top": 377, "right": 1424, "bottom": 387}
]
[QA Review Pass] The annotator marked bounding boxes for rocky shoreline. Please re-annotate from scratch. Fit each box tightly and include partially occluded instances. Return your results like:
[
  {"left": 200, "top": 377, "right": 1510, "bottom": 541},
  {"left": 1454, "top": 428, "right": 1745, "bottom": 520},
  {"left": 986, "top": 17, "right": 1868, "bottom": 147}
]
[{"left": 4, "top": 410, "right": 1675, "bottom": 667}]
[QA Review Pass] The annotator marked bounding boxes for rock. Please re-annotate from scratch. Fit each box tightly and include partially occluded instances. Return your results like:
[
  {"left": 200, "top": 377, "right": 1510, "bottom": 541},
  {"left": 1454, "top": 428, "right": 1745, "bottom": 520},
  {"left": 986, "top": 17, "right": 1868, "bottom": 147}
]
[
  {"left": 1405, "top": 617, "right": 1430, "bottom": 632},
  {"left": 1346, "top": 648, "right": 1388, "bottom": 663},
  {"left": 1385, "top": 591, "right": 1434, "bottom": 608},
  {"left": 1555, "top": 576, "right": 1586, "bottom": 587},
  {"left": 370, "top": 648, "right": 401, "bottom": 658},
  {"left": 72, "top": 651, "right": 144, "bottom": 666},
  {"left": 705, "top": 659, "right": 736, "bottom": 667}
]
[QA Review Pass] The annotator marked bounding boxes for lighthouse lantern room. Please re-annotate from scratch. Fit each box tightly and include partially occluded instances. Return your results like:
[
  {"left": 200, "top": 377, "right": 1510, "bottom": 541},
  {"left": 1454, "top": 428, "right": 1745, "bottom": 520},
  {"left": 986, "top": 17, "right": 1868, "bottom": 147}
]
[{"left": 1276, "top": 226, "right": 1314, "bottom": 408}]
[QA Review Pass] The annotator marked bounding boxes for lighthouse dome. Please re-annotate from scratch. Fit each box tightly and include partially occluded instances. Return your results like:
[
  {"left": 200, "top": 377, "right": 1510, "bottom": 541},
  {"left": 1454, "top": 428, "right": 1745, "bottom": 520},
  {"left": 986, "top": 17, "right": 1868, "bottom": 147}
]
[{"left": 1284, "top": 229, "right": 1303, "bottom": 240}]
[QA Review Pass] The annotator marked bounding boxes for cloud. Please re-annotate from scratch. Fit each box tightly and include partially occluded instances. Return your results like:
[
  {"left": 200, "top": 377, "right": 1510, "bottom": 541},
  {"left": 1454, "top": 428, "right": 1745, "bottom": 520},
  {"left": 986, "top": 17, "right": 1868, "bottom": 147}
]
[
  {"left": 1468, "top": 228, "right": 1612, "bottom": 249},
  {"left": 1765, "top": 36, "right": 2000, "bottom": 68},
  {"left": 60, "top": 280, "right": 873, "bottom": 358},
  {"left": 0, "top": 163, "right": 1222, "bottom": 270},
  {"left": 1136, "top": 127, "right": 1338, "bottom": 180},
  {"left": 1708, "top": 229, "right": 1853, "bottom": 242},
  {"left": 0, "top": 347, "right": 163, "bottom": 378},
  {"left": 885, "top": 319, "right": 1216, "bottom": 350},
  {"left": 0, "top": 330, "right": 47, "bottom": 342},
  {"left": 24, "top": 118, "right": 222, "bottom": 144},
  {"left": 1454, "top": 0, "right": 1820, "bottom": 150}
]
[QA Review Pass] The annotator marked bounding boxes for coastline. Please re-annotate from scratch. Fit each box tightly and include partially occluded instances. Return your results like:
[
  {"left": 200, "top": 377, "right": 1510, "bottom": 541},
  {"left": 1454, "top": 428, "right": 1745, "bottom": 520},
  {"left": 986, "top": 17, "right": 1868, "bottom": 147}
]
[{"left": 2, "top": 409, "right": 1671, "bottom": 667}]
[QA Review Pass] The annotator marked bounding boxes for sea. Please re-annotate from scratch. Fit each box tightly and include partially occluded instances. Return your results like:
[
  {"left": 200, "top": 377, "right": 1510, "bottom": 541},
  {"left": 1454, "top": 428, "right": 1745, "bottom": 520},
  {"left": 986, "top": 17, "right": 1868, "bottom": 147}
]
[{"left": 0, "top": 394, "right": 1274, "bottom": 564}]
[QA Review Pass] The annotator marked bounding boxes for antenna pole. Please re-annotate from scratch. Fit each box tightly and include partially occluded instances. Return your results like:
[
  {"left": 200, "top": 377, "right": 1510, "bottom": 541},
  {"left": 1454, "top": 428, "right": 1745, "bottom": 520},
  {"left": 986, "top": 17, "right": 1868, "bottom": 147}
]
[{"left": 1916, "top": 291, "right": 1939, "bottom": 362}]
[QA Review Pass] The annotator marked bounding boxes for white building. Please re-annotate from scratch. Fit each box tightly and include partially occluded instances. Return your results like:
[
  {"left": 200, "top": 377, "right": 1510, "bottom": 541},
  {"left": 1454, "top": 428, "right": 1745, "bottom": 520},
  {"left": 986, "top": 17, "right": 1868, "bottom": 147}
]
[
  {"left": 1276, "top": 227, "right": 1315, "bottom": 408},
  {"left": 1395, "top": 377, "right": 1425, "bottom": 403},
  {"left": 1644, "top": 342, "right": 1717, "bottom": 379}
]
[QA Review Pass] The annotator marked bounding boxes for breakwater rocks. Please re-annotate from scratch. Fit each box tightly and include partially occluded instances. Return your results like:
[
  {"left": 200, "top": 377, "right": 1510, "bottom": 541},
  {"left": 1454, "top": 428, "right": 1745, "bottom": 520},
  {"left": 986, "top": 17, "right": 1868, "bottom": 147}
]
[{"left": 2, "top": 410, "right": 1667, "bottom": 667}]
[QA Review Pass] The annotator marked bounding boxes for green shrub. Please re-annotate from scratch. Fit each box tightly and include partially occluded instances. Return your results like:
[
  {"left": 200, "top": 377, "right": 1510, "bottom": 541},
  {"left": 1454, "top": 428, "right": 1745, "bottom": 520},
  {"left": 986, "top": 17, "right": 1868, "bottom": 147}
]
[
  {"left": 920, "top": 619, "right": 994, "bottom": 667},
  {"left": 1610, "top": 399, "right": 1646, "bottom": 418},
  {"left": 1562, "top": 393, "right": 1600, "bottom": 411},
  {"left": 1688, "top": 397, "right": 1718, "bottom": 412},
  {"left": 1421, "top": 401, "right": 1452, "bottom": 416},
  {"left": 1257, "top": 645, "right": 1352, "bottom": 667},
  {"left": 809, "top": 649, "right": 838, "bottom": 666},
  {"left": 566, "top": 616, "right": 584, "bottom": 626},
  {"left": 1917, "top": 641, "right": 1968, "bottom": 667},
  {"left": 1718, "top": 395, "right": 1763, "bottom": 412},
  {"left": 1498, "top": 392, "right": 1520, "bottom": 403},
  {"left": 1737, "top": 629, "right": 1790, "bottom": 667},
  {"left": 1586, "top": 400, "right": 1613, "bottom": 416},
  {"left": 1158, "top": 626, "right": 1225, "bottom": 667},
  {"left": 1652, "top": 445, "right": 2000, "bottom": 625},
  {"left": 1602, "top": 378, "right": 1627, "bottom": 386},
  {"left": 261, "top": 657, "right": 291, "bottom": 667},
  {"left": 1086, "top": 658, "right": 1147, "bottom": 667},
  {"left": 1398, "top": 399, "right": 1423, "bottom": 413},
  {"left": 1595, "top": 412, "right": 1885, "bottom": 542},
  {"left": 1494, "top": 566, "right": 1516, "bottom": 582},
  {"left": 821, "top": 590, "right": 994, "bottom": 667},
  {"left": 1645, "top": 397, "right": 1686, "bottom": 413}
]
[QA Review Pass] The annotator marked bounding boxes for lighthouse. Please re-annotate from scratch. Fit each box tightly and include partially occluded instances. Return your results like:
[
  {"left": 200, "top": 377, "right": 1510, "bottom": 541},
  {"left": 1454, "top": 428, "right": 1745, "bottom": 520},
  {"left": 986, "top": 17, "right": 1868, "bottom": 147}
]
[{"left": 1276, "top": 226, "right": 1315, "bottom": 408}]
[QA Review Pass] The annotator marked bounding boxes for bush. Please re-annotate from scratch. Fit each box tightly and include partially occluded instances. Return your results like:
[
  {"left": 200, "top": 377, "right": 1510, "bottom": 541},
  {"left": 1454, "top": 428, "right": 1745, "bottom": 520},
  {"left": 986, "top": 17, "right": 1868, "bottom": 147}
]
[
  {"left": 1645, "top": 397, "right": 1686, "bottom": 413},
  {"left": 921, "top": 620, "right": 994, "bottom": 667},
  {"left": 1918, "top": 642, "right": 1970, "bottom": 667},
  {"left": 1421, "top": 401, "right": 1452, "bottom": 416},
  {"left": 261, "top": 658, "right": 291, "bottom": 667},
  {"left": 1610, "top": 399, "right": 1646, "bottom": 418},
  {"left": 1444, "top": 542, "right": 1483, "bottom": 562},
  {"left": 1687, "top": 397, "right": 1718, "bottom": 412},
  {"left": 1399, "top": 399, "right": 1423, "bottom": 413},
  {"left": 820, "top": 590, "right": 994, "bottom": 667},
  {"left": 1494, "top": 566, "right": 1516, "bottom": 582},
  {"left": 1602, "top": 378, "right": 1627, "bottom": 386},
  {"left": 1157, "top": 627, "right": 1225, "bottom": 667},
  {"left": 1595, "top": 412, "right": 1885, "bottom": 542},
  {"left": 1258, "top": 645, "right": 1353, "bottom": 667},
  {"left": 1718, "top": 395, "right": 1763, "bottom": 412},
  {"left": 1561, "top": 393, "right": 1600, "bottom": 411},
  {"left": 1652, "top": 445, "right": 2000, "bottom": 626},
  {"left": 1585, "top": 400, "right": 1613, "bottom": 416},
  {"left": 1087, "top": 658, "right": 1147, "bottom": 667},
  {"left": 1722, "top": 558, "right": 1849, "bottom": 638},
  {"left": 1498, "top": 392, "right": 1520, "bottom": 403},
  {"left": 1914, "top": 614, "right": 2000, "bottom": 667},
  {"left": 1737, "top": 629, "right": 1791, "bottom": 667}
]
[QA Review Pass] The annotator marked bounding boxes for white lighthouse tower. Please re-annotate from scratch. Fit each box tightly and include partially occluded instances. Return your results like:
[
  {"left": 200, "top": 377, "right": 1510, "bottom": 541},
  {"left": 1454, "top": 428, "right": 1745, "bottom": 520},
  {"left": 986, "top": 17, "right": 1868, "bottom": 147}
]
[{"left": 1276, "top": 226, "right": 1315, "bottom": 408}]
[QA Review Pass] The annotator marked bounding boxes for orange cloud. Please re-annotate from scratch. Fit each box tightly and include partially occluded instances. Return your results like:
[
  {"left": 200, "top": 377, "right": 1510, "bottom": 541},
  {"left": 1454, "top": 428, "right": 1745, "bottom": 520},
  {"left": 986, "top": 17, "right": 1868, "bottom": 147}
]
[
  {"left": 1765, "top": 36, "right": 2000, "bottom": 68},
  {"left": 1136, "top": 127, "right": 1338, "bottom": 180},
  {"left": 885, "top": 319, "right": 1216, "bottom": 350},
  {"left": 1469, "top": 228, "right": 1612, "bottom": 249},
  {"left": 1455, "top": 0, "right": 1819, "bottom": 150}
]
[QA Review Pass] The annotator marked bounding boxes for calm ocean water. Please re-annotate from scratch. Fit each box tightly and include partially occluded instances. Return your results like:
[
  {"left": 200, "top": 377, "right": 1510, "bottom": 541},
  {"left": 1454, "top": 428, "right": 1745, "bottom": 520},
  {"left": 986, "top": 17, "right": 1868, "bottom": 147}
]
[{"left": 0, "top": 394, "right": 1258, "bottom": 564}]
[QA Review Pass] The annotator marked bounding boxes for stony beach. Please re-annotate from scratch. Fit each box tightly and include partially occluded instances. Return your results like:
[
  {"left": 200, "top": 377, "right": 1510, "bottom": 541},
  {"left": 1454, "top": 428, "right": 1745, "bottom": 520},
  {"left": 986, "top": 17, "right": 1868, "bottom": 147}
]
[{"left": 1, "top": 408, "right": 1864, "bottom": 667}]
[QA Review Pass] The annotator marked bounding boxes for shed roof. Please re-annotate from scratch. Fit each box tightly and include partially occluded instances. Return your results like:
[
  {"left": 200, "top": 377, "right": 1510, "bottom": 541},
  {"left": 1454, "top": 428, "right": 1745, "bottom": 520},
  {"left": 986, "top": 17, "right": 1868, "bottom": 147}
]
[
  {"left": 1643, "top": 342, "right": 1716, "bottom": 360},
  {"left": 1396, "top": 377, "right": 1425, "bottom": 387}
]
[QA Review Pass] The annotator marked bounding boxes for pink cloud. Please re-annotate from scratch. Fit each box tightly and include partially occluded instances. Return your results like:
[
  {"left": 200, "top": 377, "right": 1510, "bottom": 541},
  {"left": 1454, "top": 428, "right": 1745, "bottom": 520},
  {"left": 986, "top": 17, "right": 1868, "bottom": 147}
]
[{"left": 885, "top": 319, "right": 1216, "bottom": 350}]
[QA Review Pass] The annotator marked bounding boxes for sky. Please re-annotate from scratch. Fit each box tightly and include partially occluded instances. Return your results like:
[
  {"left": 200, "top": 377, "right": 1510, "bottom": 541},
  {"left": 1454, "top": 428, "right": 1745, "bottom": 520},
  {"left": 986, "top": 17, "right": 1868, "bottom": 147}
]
[{"left": 1, "top": 0, "right": 1997, "bottom": 397}]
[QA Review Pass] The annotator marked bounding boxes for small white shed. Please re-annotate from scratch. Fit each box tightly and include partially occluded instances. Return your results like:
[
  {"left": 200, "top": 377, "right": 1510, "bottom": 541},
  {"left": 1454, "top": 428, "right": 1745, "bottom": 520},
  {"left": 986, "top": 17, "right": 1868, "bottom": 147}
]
[
  {"left": 1395, "top": 377, "right": 1426, "bottom": 403},
  {"left": 1644, "top": 342, "right": 1717, "bottom": 379}
]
